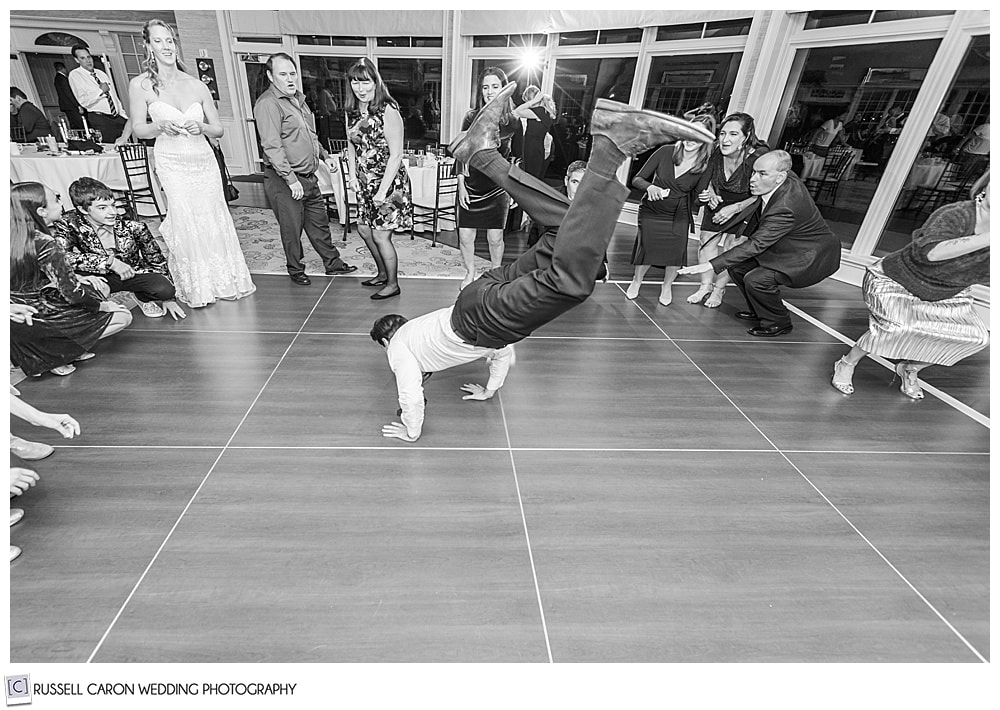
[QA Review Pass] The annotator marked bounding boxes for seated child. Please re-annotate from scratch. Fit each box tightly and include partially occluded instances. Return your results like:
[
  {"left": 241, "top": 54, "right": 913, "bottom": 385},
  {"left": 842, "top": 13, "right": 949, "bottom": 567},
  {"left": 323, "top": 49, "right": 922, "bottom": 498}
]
[{"left": 51, "top": 177, "right": 186, "bottom": 319}]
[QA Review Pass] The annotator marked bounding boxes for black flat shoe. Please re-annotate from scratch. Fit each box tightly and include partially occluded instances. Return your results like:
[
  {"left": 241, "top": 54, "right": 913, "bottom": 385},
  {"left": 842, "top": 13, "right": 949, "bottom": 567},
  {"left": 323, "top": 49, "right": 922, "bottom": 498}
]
[
  {"left": 361, "top": 277, "right": 388, "bottom": 287},
  {"left": 735, "top": 311, "right": 759, "bottom": 321},
  {"left": 747, "top": 323, "right": 793, "bottom": 337},
  {"left": 289, "top": 273, "right": 311, "bottom": 286},
  {"left": 370, "top": 287, "right": 401, "bottom": 300}
]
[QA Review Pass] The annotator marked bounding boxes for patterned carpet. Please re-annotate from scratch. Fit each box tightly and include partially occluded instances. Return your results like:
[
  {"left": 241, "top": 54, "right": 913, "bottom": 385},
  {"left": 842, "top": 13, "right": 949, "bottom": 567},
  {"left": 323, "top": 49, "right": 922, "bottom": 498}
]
[{"left": 226, "top": 206, "right": 485, "bottom": 278}]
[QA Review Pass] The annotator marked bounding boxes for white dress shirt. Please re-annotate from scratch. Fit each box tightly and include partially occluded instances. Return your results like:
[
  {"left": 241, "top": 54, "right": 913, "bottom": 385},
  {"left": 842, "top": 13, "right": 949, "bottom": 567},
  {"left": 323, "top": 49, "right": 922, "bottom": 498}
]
[
  {"left": 386, "top": 306, "right": 514, "bottom": 438},
  {"left": 68, "top": 66, "right": 128, "bottom": 118}
]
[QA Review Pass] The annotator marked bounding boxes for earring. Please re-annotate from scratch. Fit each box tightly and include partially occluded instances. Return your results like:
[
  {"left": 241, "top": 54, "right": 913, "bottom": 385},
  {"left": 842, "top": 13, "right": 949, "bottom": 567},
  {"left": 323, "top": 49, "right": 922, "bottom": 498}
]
[{"left": 975, "top": 191, "right": 986, "bottom": 205}]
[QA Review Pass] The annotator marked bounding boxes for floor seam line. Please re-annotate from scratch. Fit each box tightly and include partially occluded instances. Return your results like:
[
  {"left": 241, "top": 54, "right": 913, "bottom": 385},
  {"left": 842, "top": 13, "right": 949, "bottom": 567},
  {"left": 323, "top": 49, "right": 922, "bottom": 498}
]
[{"left": 84, "top": 279, "right": 334, "bottom": 663}]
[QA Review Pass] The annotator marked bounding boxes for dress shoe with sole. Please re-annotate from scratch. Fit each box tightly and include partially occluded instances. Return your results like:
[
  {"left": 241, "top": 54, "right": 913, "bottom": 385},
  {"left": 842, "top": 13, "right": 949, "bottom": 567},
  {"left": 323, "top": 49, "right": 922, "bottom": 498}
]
[
  {"left": 590, "top": 99, "right": 715, "bottom": 157},
  {"left": 11, "top": 509, "right": 24, "bottom": 527},
  {"left": 290, "top": 273, "right": 311, "bottom": 286},
  {"left": 10, "top": 436, "right": 54, "bottom": 460},
  {"left": 747, "top": 324, "right": 793, "bottom": 337},
  {"left": 735, "top": 311, "right": 759, "bottom": 321},
  {"left": 371, "top": 286, "right": 401, "bottom": 300},
  {"left": 325, "top": 263, "right": 358, "bottom": 275},
  {"left": 448, "top": 82, "right": 518, "bottom": 163}
]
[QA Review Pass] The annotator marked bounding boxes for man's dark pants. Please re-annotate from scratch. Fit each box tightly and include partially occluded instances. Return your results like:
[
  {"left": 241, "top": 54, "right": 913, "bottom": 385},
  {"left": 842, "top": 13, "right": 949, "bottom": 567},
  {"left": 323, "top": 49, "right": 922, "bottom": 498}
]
[
  {"left": 83, "top": 271, "right": 175, "bottom": 303},
  {"left": 263, "top": 167, "right": 347, "bottom": 276},
  {"left": 86, "top": 112, "right": 127, "bottom": 143},
  {"left": 726, "top": 259, "right": 793, "bottom": 328}
]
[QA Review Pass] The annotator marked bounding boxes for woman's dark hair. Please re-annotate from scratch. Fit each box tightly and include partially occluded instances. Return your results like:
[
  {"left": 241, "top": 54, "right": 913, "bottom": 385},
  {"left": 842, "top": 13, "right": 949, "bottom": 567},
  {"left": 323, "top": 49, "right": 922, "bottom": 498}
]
[
  {"left": 719, "top": 112, "right": 767, "bottom": 161},
  {"left": 142, "top": 19, "right": 187, "bottom": 95},
  {"left": 370, "top": 314, "right": 408, "bottom": 344},
  {"left": 10, "top": 182, "right": 49, "bottom": 291},
  {"left": 344, "top": 58, "right": 398, "bottom": 114},
  {"left": 474, "top": 66, "right": 514, "bottom": 125},
  {"left": 672, "top": 114, "right": 716, "bottom": 173}
]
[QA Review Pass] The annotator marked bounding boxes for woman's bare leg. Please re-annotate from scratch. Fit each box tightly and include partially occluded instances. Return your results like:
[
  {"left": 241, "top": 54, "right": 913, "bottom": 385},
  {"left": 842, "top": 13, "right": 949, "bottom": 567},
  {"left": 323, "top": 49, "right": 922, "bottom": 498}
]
[{"left": 459, "top": 227, "right": 477, "bottom": 288}]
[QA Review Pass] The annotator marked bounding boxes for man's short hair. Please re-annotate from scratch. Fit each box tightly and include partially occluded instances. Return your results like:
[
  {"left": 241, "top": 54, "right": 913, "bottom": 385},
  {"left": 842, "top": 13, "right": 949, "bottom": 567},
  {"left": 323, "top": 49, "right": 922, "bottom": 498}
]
[
  {"left": 763, "top": 150, "right": 793, "bottom": 172},
  {"left": 70, "top": 44, "right": 90, "bottom": 60},
  {"left": 55, "top": 62, "right": 66, "bottom": 71},
  {"left": 370, "top": 314, "right": 408, "bottom": 344},
  {"left": 565, "top": 160, "right": 586, "bottom": 178},
  {"left": 69, "top": 177, "right": 115, "bottom": 211},
  {"left": 266, "top": 52, "right": 296, "bottom": 75},
  {"left": 10, "top": 87, "right": 27, "bottom": 101}
]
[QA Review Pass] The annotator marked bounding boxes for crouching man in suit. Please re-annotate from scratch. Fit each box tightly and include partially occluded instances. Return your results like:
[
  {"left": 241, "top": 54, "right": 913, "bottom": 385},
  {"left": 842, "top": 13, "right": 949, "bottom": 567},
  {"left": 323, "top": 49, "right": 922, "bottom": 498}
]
[{"left": 680, "top": 150, "right": 841, "bottom": 336}]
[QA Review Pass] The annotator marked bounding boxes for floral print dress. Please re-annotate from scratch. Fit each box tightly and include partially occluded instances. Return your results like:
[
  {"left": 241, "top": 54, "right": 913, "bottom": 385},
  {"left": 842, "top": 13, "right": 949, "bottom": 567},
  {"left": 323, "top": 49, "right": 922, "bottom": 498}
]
[{"left": 347, "top": 104, "right": 413, "bottom": 231}]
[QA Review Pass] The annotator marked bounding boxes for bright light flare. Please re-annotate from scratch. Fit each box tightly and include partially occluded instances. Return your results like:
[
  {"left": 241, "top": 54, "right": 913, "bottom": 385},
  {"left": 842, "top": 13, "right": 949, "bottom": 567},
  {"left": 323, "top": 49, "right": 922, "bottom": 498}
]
[{"left": 519, "top": 47, "right": 543, "bottom": 72}]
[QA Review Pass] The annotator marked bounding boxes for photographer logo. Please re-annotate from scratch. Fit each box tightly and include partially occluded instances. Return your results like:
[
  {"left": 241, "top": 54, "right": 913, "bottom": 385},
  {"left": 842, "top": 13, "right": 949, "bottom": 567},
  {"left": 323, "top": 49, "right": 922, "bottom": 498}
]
[{"left": 4, "top": 675, "right": 31, "bottom": 706}]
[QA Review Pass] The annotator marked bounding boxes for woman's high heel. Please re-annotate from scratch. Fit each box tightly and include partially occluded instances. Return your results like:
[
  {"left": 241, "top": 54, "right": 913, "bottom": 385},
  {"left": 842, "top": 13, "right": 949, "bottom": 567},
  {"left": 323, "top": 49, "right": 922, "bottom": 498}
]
[
  {"left": 686, "top": 285, "right": 713, "bottom": 304},
  {"left": 831, "top": 357, "right": 856, "bottom": 395},
  {"left": 49, "top": 364, "right": 76, "bottom": 376},
  {"left": 894, "top": 362, "right": 924, "bottom": 400}
]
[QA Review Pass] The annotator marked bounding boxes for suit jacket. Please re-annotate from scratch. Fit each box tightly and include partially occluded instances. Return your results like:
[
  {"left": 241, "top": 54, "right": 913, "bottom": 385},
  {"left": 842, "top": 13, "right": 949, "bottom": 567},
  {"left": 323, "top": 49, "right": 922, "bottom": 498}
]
[
  {"left": 51, "top": 212, "right": 170, "bottom": 277},
  {"left": 54, "top": 72, "right": 80, "bottom": 113},
  {"left": 709, "top": 173, "right": 840, "bottom": 287}
]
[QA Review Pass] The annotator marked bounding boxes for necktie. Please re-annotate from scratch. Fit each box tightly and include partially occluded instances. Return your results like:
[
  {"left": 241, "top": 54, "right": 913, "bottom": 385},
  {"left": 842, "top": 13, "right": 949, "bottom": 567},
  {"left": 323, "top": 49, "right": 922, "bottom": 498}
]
[{"left": 91, "top": 70, "right": 118, "bottom": 117}]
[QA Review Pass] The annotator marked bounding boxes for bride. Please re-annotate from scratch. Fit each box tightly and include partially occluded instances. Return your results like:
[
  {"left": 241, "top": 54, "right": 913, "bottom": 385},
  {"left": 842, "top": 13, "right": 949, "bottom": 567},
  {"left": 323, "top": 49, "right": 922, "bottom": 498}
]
[{"left": 127, "top": 19, "right": 255, "bottom": 307}]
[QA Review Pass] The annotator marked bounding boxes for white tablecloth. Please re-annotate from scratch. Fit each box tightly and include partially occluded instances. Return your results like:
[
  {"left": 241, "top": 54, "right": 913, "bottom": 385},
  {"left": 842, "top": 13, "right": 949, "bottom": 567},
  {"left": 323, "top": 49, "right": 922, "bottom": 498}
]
[
  {"left": 10, "top": 145, "right": 165, "bottom": 217},
  {"left": 316, "top": 156, "right": 455, "bottom": 232},
  {"left": 798, "top": 148, "right": 862, "bottom": 180},
  {"left": 904, "top": 161, "right": 948, "bottom": 189}
]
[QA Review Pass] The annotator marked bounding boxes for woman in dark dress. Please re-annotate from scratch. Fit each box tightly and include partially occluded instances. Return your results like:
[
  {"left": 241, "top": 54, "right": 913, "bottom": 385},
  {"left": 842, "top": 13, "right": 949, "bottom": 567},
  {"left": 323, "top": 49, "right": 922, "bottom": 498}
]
[
  {"left": 10, "top": 182, "right": 132, "bottom": 377},
  {"left": 689, "top": 113, "right": 768, "bottom": 308},
  {"left": 345, "top": 58, "right": 412, "bottom": 300},
  {"left": 626, "top": 115, "right": 715, "bottom": 305},
  {"left": 457, "top": 67, "right": 519, "bottom": 288},
  {"left": 831, "top": 171, "right": 989, "bottom": 398},
  {"left": 516, "top": 85, "right": 555, "bottom": 179}
]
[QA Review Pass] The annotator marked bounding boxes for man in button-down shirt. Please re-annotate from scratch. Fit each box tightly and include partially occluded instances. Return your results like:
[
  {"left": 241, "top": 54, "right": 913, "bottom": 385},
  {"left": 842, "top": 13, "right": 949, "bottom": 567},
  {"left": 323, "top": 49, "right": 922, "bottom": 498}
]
[
  {"left": 68, "top": 44, "right": 128, "bottom": 143},
  {"left": 253, "top": 53, "right": 356, "bottom": 285}
]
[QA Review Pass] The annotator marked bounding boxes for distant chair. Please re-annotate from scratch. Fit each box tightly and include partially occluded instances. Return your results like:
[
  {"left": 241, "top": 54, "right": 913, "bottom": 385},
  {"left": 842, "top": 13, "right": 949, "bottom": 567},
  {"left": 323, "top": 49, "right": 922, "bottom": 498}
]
[
  {"left": 410, "top": 161, "right": 457, "bottom": 247},
  {"left": 116, "top": 143, "right": 164, "bottom": 219},
  {"left": 327, "top": 138, "right": 349, "bottom": 154},
  {"left": 803, "top": 147, "right": 853, "bottom": 204},
  {"left": 907, "top": 162, "right": 976, "bottom": 214},
  {"left": 11, "top": 125, "right": 26, "bottom": 142},
  {"left": 332, "top": 153, "right": 357, "bottom": 242}
]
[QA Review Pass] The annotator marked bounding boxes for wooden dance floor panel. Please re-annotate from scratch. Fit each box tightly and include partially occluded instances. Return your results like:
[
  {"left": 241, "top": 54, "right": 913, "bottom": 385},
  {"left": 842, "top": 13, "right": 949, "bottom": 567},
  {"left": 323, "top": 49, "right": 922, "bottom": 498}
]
[{"left": 9, "top": 275, "right": 989, "bottom": 663}]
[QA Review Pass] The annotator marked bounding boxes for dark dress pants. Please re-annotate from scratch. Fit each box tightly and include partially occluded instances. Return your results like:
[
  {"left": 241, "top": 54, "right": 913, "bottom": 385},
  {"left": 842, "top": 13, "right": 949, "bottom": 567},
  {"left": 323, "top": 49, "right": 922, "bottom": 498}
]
[
  {"left": 726, "top": 258, "right": 793, "bottom": 328},
  {"left": 263, "top": 167, "right": 346, "bottom": 276},
  {"left": 94, "top": 271, "right": 176, "bottom": 303},
  {"left": 86, "top": 112, "right": 127, "bottom": 143},
  {"left": 450, "top": 156, "right": 628, "bottom": 349},
  {"left": 63, "top": 109, "right": 85, "bottom": 130}
]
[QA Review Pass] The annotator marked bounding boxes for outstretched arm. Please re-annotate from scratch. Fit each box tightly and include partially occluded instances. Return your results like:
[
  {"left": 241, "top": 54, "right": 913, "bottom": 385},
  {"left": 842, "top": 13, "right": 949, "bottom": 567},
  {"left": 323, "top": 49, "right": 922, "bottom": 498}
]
[
  {"left": 382, "top": 346, "right": 425, "bottom": 442},
  {"left": 10, "top": 395, "right": 81, "bottom": 438}
]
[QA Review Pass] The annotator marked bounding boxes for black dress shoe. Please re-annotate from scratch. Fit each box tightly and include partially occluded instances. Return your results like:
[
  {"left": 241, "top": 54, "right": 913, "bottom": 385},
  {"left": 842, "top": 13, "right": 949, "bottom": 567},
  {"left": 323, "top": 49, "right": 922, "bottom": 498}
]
[
  {"left": 289, "top": 273, "right": 311, "bottom": 286},
  {"left": 747, "top": 323, "right": 793, "bottom": 337},
  {"left": 325, "top": 263, "right": 358, "bottom": 275},
  {"left": 370, "top": 286, "right": 401, "bottom": 300},
  {"left": 735, "top": 311, "right": 759, "bottom": 321}
]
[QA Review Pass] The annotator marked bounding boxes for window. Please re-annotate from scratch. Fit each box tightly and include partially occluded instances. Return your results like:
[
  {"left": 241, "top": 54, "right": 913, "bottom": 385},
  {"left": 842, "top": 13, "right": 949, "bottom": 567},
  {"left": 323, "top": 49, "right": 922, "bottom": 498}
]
[
  {"left": 472, "top": 34, "right": 545, "bottom": 48},
  {"left": 770, "top": 39, "right": 943, "bottom": 250},
  {"left": 375, "top": 58, "right": 443, "bottom": 149},
  {"left": 34, "top": 32, "right": 86, "bottom": 47},
  {"left": 804, "top": 10, "right": 953, "bottom": 30},
  {"left": 875, "top": 34, "right": 989, "bottom": 257},
  {"left": 234, "top": 36, "right": 282, "bottom": 44},
  {"left": 376, "top": 36, "right": 443, "bottom": 48},
  {"left": 296, "top": 35, "right": 366, "bottom": 47},
  {"left": 558, "top": 29, "right": 641, "bottom": 46},
  {"left": 656, "top": 18, "right": 752, "bottom": 42},
  {"left": 115, "top": 32, "right": 147, "bottom": 81}
]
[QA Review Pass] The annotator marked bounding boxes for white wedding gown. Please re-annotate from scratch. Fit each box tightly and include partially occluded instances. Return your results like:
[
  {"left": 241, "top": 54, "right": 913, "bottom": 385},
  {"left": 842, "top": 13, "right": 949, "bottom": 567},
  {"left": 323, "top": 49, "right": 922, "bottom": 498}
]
[{"left": 150, "top": 101, "right": 256, "bottom": 307}]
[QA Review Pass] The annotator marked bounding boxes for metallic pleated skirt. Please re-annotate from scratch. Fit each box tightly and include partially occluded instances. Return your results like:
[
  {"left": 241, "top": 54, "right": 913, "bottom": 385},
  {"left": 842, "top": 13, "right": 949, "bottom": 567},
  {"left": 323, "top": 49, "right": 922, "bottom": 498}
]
[{"left": 855, "top": 261, "right": 988, "bottom": 366}]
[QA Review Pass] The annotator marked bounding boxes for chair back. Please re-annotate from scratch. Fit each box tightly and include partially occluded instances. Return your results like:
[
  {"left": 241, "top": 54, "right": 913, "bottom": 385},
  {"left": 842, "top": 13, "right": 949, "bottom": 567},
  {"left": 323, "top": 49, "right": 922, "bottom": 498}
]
[
  {"left": 11, "top": 125, "right": 26, "bottom": 142},
  {"left": 435, "top": 160, "right": 458, "bottom": 208},
  {"left": 328, "top": 138, "right": 349, "bottom": 154},
  {"left": 116, "top": 142, "right": 163, "bottom": 218}
]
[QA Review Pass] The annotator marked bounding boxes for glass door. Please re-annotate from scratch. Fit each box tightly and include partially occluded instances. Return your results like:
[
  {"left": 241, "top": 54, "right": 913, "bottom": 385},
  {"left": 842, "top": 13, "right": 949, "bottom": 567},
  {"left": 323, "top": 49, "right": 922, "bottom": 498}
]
[{"left": 237, "top": 56, "right": 270, "bottom": 172}]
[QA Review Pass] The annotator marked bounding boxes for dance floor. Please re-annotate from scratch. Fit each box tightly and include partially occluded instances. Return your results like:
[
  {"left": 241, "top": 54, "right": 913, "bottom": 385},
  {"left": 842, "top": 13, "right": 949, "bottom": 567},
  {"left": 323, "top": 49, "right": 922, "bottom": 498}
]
[{"left": 9, "top": 274, "right": 989, "bottom": 662}]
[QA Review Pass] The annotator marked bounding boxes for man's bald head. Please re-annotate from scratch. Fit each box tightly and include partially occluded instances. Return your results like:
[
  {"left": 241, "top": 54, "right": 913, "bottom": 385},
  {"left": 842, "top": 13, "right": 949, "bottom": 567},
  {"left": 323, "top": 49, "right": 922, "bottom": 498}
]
[{"left": 750, "top": 150, "right": 791, "bottom": 196}]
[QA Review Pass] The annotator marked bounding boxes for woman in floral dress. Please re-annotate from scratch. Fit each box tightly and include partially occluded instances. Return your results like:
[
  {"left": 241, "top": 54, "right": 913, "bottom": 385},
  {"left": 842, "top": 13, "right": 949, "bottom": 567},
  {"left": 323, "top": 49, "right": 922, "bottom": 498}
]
[{"left": 345, "top": 58, "right": 412, "bottom": 300}]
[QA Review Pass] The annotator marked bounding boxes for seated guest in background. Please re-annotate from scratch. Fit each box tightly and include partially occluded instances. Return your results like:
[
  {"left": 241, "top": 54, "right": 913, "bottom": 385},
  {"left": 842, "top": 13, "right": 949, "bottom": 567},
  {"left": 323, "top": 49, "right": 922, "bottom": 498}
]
[
  {"left": 68, "top": 44, "right": 128, "bottom": 143},
  {"left": 10, "top": 88, "right": 52, "bottom": 141},
  {"left": 811, "top": 111, "right": 849, "bottom": 155},
  {"left": 52, "top": 177, "right": 186, "bottom": 320},
  {"left": 526, "top": 159, "right": 585, "bottom": 247},
  {"left": 10, "top": 182, "right": 132, "bottom": 377},
  {"left": 831, "top": 171, "right": 989, "bottom": 399},
  {"left": 53, "top": 62, "right": 85, "bottom": 130},
  {"left": 679, "top": 150, "right": 841, "bottom": 337}
]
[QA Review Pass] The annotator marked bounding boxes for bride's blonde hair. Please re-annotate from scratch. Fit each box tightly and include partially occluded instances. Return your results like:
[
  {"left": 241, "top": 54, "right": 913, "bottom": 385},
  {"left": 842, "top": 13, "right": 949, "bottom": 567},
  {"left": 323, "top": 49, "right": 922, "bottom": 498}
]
[{"left": 142, "top": 19, "right": 186, "bottom": 95}]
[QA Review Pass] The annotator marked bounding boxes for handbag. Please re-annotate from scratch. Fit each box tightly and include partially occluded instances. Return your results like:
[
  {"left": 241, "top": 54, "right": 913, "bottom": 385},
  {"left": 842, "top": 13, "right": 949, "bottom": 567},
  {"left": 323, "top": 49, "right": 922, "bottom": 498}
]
[{"left": 207, "top": 137, "right": 239, "bottom": 202}]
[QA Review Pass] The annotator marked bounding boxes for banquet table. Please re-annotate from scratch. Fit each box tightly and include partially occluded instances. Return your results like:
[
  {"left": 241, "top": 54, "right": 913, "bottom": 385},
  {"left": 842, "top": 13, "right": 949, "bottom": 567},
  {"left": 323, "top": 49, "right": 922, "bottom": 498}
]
[
  {"left": 10, "top": 144, "right": 165, "bottom": 217},
  {"left": 797, "top": 148, "right": 862, "bottom": 180},
  {"left": 316, "top": 155, "right": 456, "bottom": 232},
  {"left": 903, "top": 160, "right": 948, "bottom": 189}
]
